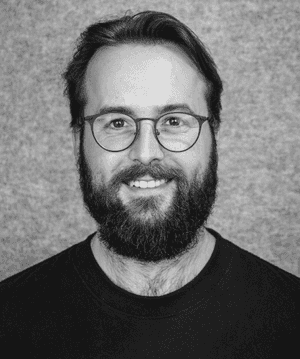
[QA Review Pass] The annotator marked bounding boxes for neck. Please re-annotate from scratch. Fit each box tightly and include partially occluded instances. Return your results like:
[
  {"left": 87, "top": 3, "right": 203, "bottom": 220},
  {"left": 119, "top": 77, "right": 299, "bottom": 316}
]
[{"left": 91, "top": 228, "right": 215, "bottom": 296}]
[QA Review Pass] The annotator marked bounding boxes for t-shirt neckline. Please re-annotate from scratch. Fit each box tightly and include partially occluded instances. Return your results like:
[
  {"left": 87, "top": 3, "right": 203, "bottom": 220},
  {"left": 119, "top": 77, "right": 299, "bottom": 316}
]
[{"left": 73, "top": 228, "right": 232, "bottom": 318}]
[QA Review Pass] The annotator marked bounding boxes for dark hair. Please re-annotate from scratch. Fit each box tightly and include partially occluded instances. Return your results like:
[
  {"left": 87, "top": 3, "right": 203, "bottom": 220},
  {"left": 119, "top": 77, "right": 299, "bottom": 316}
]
[{"left": 62, "top": 10, "right": 223, "bottom": 133}]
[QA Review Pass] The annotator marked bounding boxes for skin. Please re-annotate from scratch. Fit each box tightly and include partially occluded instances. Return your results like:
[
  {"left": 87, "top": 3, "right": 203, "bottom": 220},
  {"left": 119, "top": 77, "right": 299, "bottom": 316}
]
[{"left": 73, "top": 43, "right": 216, "bottom": 296}]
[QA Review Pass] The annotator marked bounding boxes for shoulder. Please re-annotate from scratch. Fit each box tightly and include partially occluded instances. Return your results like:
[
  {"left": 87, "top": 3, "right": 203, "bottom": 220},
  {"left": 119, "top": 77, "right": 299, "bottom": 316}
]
[
  {"left": 206, "top": 227, "right": 300, "bottom": 339},
  {"left": 0, "top": 234, "right": 96, "bottom": 340},
  {"left": 207, "top": 227, "right": 300, "bottom": 295},
  {"left": 0, "top": 234, "right": 93, "bottom": 298}
]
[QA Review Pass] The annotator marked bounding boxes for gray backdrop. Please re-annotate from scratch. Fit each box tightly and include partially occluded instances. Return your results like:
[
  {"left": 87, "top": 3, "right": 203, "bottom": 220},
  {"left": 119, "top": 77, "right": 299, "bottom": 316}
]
[{"left": 1, "top": 0, "right": 299, "bottom": 281}]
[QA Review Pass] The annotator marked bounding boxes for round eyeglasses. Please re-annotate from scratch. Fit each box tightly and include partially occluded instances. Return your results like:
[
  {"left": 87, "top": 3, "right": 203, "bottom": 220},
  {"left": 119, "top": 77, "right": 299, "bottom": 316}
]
[{"left": 84, "top": 112, "right": 209, "bottom": 152}]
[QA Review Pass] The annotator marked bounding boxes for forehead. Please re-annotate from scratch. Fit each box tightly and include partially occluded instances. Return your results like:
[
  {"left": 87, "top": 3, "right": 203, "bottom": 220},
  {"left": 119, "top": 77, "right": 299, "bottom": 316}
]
[{"left": 84, "top": 43, "right": 208, "bottom": 116}]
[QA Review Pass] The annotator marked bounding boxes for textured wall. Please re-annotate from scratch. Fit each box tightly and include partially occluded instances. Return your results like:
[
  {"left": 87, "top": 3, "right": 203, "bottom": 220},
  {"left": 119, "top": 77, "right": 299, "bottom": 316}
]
[{"left": 1, "top": 0, "right": 299, "bottom": 281}]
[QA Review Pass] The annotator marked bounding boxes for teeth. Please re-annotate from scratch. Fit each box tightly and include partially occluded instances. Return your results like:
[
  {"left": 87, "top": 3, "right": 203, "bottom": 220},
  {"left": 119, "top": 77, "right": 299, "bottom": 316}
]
[{"left": 129, "top": 179, "right": 167, "bottom": 188}]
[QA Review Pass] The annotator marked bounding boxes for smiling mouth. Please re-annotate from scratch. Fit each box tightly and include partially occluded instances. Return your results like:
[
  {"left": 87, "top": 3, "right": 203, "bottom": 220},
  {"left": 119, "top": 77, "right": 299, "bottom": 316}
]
[{"left": 127, "top": 179, "right": 171, "bottom": 189}]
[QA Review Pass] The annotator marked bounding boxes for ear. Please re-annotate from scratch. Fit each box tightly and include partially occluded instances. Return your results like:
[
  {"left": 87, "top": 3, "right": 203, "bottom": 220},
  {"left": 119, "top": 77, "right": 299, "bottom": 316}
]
[
  {"left": 72, "top": 129, "right": 81, "bottom": 161},
  {"left": 214, "top": 128, "right": 220, "bottom": 143}
]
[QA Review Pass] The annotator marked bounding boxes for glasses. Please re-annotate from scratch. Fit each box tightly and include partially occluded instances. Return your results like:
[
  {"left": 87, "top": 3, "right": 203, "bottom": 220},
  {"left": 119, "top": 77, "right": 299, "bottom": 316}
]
[{"left": 84, "top": 112, "right": 208, "bottom": 152}]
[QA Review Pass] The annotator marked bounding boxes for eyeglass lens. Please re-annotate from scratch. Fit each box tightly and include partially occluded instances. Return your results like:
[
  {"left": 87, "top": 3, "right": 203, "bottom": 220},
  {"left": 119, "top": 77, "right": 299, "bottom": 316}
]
[{"left": 92, "top": 113, "right": 201, "bottom": 152}]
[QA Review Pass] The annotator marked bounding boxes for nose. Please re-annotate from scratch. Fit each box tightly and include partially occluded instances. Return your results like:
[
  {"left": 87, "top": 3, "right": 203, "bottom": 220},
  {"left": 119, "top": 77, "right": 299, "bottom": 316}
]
[{"left": 128, "top": 120, "right": 164, "bottom": 165}]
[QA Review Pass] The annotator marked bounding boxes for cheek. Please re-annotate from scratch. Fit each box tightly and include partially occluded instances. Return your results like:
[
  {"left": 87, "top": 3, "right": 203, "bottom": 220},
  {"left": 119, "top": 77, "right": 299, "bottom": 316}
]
[
  {"left": 178, "top": 121, "right": 212, "bottom": 180},
  {"left": 83, "top": 126, "right": 109, "bottom": 183},
  {"left": 83, "top": 125, "right": 127, "bottom": 184}
]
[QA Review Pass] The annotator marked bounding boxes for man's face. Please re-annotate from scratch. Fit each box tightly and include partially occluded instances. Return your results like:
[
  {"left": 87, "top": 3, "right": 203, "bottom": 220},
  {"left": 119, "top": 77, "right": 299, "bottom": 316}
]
[{"left": 75, "top": 43, "right": 218, "bottom": 263}]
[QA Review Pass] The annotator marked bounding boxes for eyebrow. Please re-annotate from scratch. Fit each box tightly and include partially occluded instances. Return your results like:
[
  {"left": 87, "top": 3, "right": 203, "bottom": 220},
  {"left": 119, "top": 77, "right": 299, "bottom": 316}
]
[{"left": 97, "top": 103, "right": 198, "bottom": 117}]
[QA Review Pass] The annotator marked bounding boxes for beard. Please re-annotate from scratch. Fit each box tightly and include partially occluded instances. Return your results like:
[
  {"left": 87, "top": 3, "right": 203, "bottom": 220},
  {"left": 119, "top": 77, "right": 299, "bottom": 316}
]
[{"left": 77, "top": 128, "right": 218, "bottom": 263}]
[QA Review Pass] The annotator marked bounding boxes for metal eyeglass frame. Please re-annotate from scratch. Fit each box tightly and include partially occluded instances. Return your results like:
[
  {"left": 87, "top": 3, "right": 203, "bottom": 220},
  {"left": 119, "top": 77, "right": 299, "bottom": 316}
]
[{"left": 83, "top": 112, "right": 209, "bottom": 153}]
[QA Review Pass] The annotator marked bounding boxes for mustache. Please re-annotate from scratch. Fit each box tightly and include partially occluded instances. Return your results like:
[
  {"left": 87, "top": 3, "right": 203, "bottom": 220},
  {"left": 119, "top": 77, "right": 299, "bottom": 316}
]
[{"left": 111, "top": 163, "right": 185, "bottom": 186}]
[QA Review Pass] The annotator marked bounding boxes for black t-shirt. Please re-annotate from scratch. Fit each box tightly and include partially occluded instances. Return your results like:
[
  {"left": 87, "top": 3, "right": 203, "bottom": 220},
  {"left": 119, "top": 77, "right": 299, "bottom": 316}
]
[{"left": 1, "top": 228, "right": 300, "bottom": 358}]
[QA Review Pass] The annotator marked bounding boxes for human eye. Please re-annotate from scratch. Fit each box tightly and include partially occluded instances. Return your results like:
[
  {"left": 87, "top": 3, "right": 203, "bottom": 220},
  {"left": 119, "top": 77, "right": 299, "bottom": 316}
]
[
  {"left": 99, "top": 114, "right": 134, "bottom": 132},
  {"left": 163, "top": 115, "right": 183, "bottom": 127},
  {"left": 110, "top": 118, "right": 127, "bottom": 129},
  {"left": 159, "top": 114, "right": 191, "bottom": 132}
]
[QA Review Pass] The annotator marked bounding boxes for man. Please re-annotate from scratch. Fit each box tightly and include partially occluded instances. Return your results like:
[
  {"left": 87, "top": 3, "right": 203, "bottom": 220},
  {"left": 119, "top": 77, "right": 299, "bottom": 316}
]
[{"left": 1, "top": 10, "right": 299, "bottom": 358}]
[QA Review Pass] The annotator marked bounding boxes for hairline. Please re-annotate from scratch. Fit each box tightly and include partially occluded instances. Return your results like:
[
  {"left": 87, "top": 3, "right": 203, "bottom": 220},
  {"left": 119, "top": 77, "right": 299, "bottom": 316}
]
[{"left": 80, "top": 40, "right": 211, "bottom": 129}]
